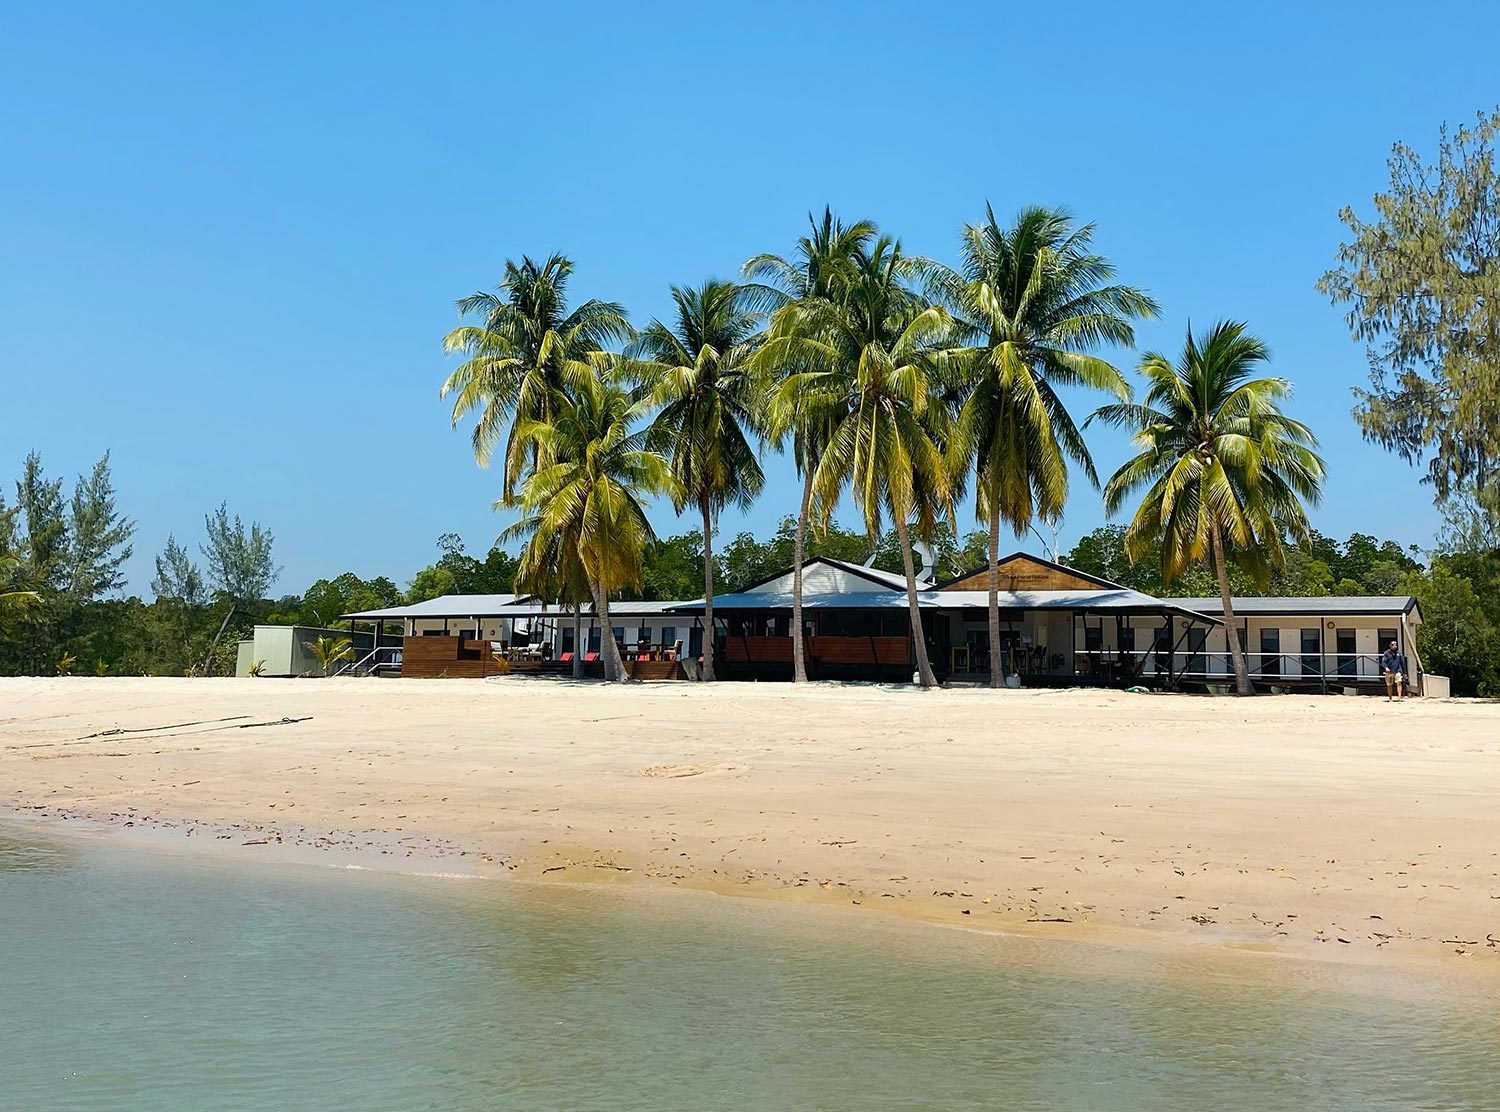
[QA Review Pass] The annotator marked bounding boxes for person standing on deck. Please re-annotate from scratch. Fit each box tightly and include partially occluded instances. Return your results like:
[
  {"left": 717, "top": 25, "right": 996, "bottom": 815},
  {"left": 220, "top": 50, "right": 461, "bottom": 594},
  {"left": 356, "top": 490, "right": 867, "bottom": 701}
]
[{"left": 1380, "top": 640, "right": 1407, "bottom": 702}]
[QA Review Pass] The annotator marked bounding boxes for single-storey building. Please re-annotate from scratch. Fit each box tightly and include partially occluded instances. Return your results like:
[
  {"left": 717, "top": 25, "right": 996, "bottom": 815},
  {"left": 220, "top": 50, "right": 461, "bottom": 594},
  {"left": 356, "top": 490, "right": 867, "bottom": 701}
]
[
  {"left": 234, "top": 624, "right": 374, "bottom": 678},
  {"left": 341, "top": 553, "right": 1426, "bottom": 693}
]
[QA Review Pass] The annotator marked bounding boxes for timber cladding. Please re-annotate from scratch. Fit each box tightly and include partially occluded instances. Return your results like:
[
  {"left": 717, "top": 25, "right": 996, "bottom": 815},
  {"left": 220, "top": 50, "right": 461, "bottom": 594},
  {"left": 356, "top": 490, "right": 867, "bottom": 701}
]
[
  {"left": 940, "top": 554, "right": 1109, "bottom": 593},
  {"left": 401, "top": 635, "right": 503, "bottom": 678}
]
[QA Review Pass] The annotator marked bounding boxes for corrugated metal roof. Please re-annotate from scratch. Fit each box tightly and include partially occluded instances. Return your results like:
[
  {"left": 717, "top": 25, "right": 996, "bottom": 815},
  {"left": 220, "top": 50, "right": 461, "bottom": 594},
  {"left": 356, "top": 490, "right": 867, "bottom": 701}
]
[
  {"left": 930, "top": 589, "right": 1219, "bottom": 621},
  {"left": 669, "top": 588, "right": 1220, "bottom": 622},
  {"left": 819, "top": 558, "right": 932, "bottom": 591},
  {"left": 342, "top": 595, "right": 683, "bottom": 620},
  {"left": 1170, "top": 596, "right": 1418, "bottom": 616},
  {"left": 342, "top": 593, "right": 522, "bottom": 619}
]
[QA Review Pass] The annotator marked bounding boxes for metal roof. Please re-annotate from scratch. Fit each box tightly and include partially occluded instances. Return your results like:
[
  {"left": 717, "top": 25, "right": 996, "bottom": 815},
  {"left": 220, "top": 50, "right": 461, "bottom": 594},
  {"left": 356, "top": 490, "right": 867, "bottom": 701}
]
[
  {"left": 668, "top": 588, "right": 1220, "bottom": 622},
  {"left": 342, "top": 595, "right": 685, "bottom": 620},
  {"left": 342, "top": 593, "right": 524, "bottom": 620},
  {"left": 929, "top": 589, "right": 1219, "bottom": 621},
  {"left": 1170, "top": 595, "right": 1420, "bottom": 617},
  {"left": 730, "top": 556, "right": 931, "bottom": 594}
]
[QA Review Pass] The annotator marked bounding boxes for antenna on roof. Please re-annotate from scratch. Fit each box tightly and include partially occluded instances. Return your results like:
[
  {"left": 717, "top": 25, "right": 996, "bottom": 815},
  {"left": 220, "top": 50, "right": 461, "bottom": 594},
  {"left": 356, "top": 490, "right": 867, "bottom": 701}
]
[{"left": 912, "top": 540, "right": 935, "bottom": 577}]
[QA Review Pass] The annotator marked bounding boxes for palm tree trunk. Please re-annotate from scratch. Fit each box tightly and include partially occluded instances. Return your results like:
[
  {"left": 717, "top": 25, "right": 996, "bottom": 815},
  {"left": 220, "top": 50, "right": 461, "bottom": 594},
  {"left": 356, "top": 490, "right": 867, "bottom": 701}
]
[
  {"left": 589, "top": 580, "right": 629, "bottom": 683},
  {"left": 987, "top": 511, "right": 1003, "bottom": 689},
  {"left": 571, "top": 605, "right": 583, "bottom": 680},
  {"left": 792, "top": 468, "right": 813, "bottom": 683},
  {"left": 699, "top": 495, "right": 716, "bottom": 682},
  {"left": 894, "top": 517, "right": 938, "bottom": 688},
  {"left": 1210, "top": 525, "right": 1252, "bottom": 696}
]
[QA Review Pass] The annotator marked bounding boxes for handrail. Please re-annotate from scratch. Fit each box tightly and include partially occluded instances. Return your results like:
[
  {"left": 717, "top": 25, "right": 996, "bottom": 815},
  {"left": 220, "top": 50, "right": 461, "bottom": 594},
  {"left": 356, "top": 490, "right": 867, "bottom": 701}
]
[
  {"left": 335, "top": 645, "right": 404, "bottom": 678},
  {"left": 1070, "top": 649, "right": 1406, "bottom": 683}
]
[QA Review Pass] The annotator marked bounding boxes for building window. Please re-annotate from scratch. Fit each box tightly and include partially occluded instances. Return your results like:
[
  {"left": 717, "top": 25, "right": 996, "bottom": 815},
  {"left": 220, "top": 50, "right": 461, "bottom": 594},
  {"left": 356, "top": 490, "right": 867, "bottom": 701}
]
[
  {"left": 1120, "top": 626, "right": 1136, "bottom": 653},
  {"left": 660, "top": 627, "right": 677, "bottom": 656}
]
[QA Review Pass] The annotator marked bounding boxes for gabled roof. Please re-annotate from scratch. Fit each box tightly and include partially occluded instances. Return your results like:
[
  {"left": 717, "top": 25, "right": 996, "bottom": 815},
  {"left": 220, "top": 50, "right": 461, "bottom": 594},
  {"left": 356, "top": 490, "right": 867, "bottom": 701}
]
[
  {"left": 936, "top": 551, "right": 1125, "bottom": 591},
  {"left": 730, "top": 556, "right": 930, "bottom": 594}
]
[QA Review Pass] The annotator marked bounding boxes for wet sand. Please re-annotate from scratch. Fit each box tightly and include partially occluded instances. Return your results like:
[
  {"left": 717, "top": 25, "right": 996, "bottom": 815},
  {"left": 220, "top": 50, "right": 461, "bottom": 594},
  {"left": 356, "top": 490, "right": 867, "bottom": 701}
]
[{"left": 3, "top": 676, "right": 1498, "bottom": 966}]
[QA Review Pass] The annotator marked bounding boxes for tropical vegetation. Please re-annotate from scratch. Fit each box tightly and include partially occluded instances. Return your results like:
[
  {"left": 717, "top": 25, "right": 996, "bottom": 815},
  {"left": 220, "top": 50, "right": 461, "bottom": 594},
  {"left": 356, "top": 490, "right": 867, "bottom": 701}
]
[
  {"left": 633, "top": 280, "right": 765, "bottom": 682},
  {"left": 1091, "top": 322, "right": 1327, "bottom": 695},
  {"left": 932, "top": 205, "right": 1157, "bottom": 686}
]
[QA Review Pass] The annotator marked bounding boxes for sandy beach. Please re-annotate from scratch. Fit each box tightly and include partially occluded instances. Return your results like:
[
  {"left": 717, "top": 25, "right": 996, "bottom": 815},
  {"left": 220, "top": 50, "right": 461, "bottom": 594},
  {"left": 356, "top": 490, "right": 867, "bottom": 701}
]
[{"left": 3, "top": 676, "right": 1497, "bottom": 965}]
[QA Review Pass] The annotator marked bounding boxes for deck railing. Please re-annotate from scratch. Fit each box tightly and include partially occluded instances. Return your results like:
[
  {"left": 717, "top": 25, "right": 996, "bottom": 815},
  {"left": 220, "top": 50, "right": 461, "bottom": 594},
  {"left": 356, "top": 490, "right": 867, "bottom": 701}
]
[
  {"left": 335, "top": 645, "right": 404, "bottom": 677},
  {"left": 1071, "top": 649, "right": 1407, "bottom": 686}
]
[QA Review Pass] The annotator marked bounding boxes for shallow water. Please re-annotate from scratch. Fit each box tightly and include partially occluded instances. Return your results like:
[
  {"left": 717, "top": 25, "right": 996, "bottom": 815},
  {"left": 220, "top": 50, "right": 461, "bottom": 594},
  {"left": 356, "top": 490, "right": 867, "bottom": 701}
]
[{"left": 1, "top": 828, "right": 1496, "bottom": 1111}]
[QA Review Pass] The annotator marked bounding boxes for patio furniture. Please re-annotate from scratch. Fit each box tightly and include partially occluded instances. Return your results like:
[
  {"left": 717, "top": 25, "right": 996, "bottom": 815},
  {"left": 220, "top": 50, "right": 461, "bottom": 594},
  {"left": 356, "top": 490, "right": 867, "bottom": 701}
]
[{"left": 950, "top": 644, "right": 970, "bottom": 673}]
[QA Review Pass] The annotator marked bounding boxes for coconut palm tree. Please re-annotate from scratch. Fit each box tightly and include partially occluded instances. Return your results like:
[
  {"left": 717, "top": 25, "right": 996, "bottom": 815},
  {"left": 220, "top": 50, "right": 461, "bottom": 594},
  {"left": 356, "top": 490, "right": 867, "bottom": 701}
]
[
  {"left": 503, "top": 364, "right": 676, "bottom": 683},
  {"left": 633, "top": 280, "right": 766, "bottom": 681},
  {"left": 1091, "top": 321, "right": 1325, "bottom": 695},
  {"left": 744, "top": 209, "right": 876, "bottom": 682},
  {"left": 0, "top": 552, "right": 38, "bottom": 641},
  {"left": 441, "top": 254, "right": 632, "bottom": 501},
  {"left": 305, "top": 635, "right": 354, "bottom": 677},
  {"left": 766, "top": 237, "right": 955, "bottom": 687},
  {"left": 934, "top": 205, "right": 1157, "bottom": 687}
]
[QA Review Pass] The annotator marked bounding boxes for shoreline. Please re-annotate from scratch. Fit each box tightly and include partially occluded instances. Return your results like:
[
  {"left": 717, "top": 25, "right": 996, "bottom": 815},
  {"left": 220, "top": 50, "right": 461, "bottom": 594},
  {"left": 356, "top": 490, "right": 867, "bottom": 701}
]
[
  {"left": 3, "top": 805, "right": 1464, "bottom": 986},
  {"left": 4, "top": 676, "right": 1499, "bottom": 972}
]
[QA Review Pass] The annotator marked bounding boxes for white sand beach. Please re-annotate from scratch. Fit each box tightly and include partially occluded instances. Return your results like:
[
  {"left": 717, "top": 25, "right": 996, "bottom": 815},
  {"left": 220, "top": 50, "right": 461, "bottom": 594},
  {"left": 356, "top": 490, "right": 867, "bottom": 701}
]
[{"left": 3, "top": 676, "right": 1498, "bottom": 965}]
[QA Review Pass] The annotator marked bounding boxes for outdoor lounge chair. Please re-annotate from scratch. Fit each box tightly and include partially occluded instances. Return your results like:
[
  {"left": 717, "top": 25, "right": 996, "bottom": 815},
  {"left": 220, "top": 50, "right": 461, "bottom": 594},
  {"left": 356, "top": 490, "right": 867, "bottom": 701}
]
[
  {"left": 584, "top": 651, "right": 599, "bottom": 663},
  {"left": 560, "top": 651, "right": 574, "bottom": 663}
]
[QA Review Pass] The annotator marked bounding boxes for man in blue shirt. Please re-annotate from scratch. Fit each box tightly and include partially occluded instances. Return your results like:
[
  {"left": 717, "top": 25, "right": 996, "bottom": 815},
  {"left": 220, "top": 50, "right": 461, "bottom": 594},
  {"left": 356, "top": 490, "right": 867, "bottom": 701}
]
[{"left": 1380, "top": 640, "right": 1407, "bottom": 702}]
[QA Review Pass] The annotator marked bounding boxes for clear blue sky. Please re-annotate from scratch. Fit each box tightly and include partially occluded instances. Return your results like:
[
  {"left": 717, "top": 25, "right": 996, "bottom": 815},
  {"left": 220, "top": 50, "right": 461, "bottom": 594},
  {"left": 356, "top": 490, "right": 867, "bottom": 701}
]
[{"left": 3, "top": 1, "right": 1492, "bottom": 596}]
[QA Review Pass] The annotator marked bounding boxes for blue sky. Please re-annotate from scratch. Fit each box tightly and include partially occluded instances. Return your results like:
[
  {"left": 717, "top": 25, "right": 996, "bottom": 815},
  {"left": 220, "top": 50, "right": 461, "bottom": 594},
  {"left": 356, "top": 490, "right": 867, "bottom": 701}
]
[{"left": 3, "top": 1, "right": 1493, "bottom": 596}]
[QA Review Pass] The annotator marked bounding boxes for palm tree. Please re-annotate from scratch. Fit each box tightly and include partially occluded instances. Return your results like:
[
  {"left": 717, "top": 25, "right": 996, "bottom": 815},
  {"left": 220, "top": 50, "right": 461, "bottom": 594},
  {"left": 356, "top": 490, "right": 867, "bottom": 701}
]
[
  {"left": 934, "top": 206, "right": 1157, "bottom": 688},
  {"left": 744, "top": 209, "right": 876, "bottom": 682},
  {"left": 441, "top": 254, "right": 632, "bottom": 501},
  {"left": 0, "top": 552, "right": 39, "bottom": 641},
  {"left": 766, "top": 237, "right": 954, "bottom": 687},
  {"left": 1092, "top": 321, "right": 1325, "bottom": 695},
  {"left": 305, "top": 635, "right": 354, "bottom": 677},
  {"left": 633, "top": 280, "right": 766, "bottom": 681},
  {"left": 503, "top": 365, "right": 676, "bottom": 683}
]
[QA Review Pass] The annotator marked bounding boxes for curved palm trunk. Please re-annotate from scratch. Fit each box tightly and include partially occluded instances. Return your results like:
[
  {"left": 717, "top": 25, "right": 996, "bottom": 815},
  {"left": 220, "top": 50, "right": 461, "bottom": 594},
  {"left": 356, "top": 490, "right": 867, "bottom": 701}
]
[
  {"left": 987, "top": 512, "right": 1003, "bottom": 689},
  {"left": 589, "top": 580, "right": 630, "bottom": 683},
  {"left": 571, "top": 605, "right": 583, "bottom": 680},
  {"left": 792, "top": 469, "right": 813, "bottom": 684},
  {"left": 1210, "top": 526, "right": 1252, "bottom": 696},
  {"left": 700, "top": 495, "right": 716, "bottom": 682},
  {"left": 895, "top": 517, "right": 938, "bottom": 688}
]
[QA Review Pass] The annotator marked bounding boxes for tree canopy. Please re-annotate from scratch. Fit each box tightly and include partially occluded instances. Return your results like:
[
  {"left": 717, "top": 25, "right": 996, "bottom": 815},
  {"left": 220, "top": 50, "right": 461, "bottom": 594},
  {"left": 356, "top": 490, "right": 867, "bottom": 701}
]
[{"left": 1319, "top": 108, "right": 1500, "bottom": 538}]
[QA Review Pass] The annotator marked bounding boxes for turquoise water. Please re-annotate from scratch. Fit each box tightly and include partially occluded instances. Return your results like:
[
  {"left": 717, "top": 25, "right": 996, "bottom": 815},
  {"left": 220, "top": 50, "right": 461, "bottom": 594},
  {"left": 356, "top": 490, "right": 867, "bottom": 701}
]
[{"left": 1, "top": 827, "right": 1496, "bottom": 1111}]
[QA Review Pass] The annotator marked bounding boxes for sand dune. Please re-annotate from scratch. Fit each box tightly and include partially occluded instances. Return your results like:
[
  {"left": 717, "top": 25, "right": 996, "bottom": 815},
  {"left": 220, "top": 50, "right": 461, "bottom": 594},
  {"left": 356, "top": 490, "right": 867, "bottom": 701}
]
[{"left": 3, "top": 676, "right": 1498, "bottom": 965}]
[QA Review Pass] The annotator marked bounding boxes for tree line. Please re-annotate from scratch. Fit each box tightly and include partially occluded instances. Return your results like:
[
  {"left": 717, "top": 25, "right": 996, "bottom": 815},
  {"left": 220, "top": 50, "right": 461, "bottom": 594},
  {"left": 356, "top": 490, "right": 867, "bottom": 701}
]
[{"left": 0, "top": 454, "right": 1494, "bottom": 693}]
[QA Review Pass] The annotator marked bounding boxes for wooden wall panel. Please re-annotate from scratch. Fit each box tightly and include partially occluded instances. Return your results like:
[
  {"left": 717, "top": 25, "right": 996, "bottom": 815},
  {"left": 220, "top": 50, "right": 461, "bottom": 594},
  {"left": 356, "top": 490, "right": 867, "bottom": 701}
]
[
  {"left": 940, "top": 555, "right": 1103, "bottom": 592},
  {"left": 401, "top": 636, "right": 499, "bottom": 678}
]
